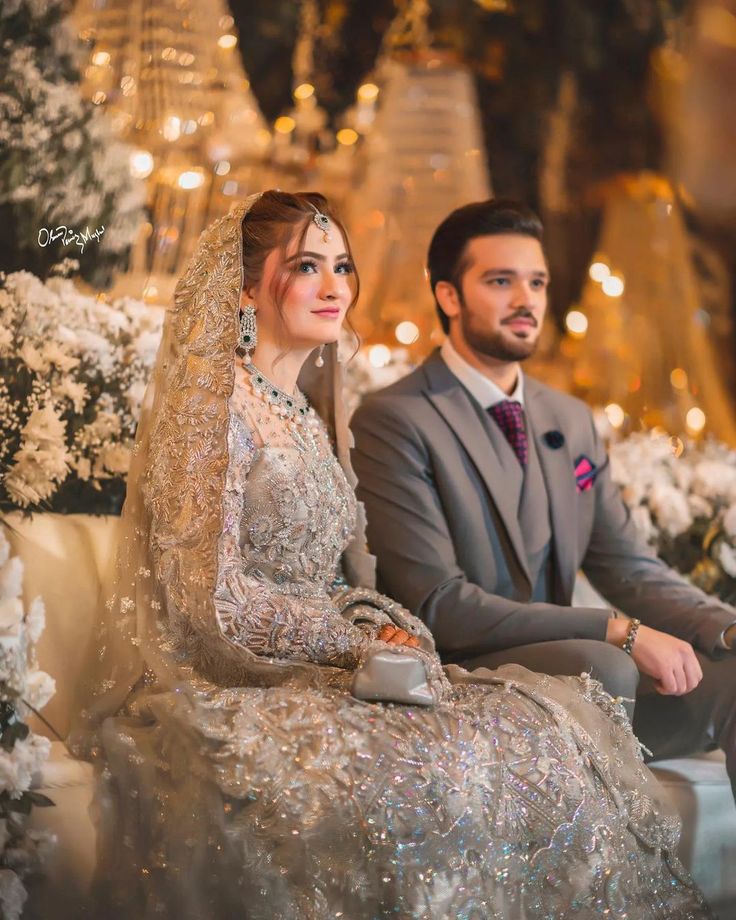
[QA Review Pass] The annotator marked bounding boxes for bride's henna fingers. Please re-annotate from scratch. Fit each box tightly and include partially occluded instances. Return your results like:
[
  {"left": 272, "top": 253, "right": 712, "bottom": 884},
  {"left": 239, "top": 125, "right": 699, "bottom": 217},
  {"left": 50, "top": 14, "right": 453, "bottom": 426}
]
[
  {"left": 388, "top": 629, "right": 410, "bottom": 645},
  {"left": 378, "top": 624, "right": 397, "bottom": 642},
  {"left": 406, "top": 636, "right": 420, "bottom": 648}
]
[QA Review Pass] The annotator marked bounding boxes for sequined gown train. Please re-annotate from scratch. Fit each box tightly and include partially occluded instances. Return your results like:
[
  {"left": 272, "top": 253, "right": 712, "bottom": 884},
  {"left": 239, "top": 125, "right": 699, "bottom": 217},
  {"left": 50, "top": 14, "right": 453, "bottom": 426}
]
[{"left": 82, "top": 364, "right": 711, "bottom": 920}]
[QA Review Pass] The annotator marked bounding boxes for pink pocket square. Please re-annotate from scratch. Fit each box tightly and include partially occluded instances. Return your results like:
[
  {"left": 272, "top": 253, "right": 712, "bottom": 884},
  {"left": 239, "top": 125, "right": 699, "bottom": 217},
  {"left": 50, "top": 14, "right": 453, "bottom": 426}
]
[{"left": 574, "top": 455, "right": 597, "bottom": 492}]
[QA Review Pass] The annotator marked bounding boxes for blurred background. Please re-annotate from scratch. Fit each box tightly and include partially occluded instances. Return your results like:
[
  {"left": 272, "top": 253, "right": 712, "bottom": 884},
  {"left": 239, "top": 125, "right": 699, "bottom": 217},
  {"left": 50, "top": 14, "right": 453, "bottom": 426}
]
[{"left": 2, "top": 0, "right": 736, "bottom": 445}]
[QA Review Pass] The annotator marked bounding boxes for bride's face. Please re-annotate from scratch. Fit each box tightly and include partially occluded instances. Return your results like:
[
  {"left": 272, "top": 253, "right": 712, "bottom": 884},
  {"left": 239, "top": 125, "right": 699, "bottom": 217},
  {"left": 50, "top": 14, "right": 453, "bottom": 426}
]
[{"left": 249, "top": 221, "right": 356, "bottom": 352}]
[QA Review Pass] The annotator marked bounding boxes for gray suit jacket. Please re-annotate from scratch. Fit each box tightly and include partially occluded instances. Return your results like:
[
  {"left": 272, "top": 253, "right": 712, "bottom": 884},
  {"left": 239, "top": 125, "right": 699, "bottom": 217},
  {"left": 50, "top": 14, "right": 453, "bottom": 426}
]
[{"left": 350, "top": 350, "right": 736, "bottom": 660}]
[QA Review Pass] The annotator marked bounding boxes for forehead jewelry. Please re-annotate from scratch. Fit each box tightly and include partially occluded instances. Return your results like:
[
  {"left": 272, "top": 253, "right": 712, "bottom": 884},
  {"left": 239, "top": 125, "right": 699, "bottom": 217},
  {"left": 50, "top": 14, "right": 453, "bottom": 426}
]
[{"left": 309, "top": 204, "right": 332, "bottom": 242}]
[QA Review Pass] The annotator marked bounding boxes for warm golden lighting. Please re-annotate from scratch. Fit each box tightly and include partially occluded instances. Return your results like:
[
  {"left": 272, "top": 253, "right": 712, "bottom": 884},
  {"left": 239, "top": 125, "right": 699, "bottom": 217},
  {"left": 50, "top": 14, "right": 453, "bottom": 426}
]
[
  {"left": 92, "top": 91, "right": 106, "bottom": 105},
  {"left": 222, "top": 180, "right": 238, "bottom": 196},
  {"left": 336, "top": 128, "right": 359, "bottom": 146},
  {"left": 198, "top": 111, "right": 215, "bottom": 127},
  {"left": 294, "top": 82, "right": 315, "bottom": 101},
  {"left": 686, "top": 407, "right": 706, "bottom": 433},
  {"left": 604, "top": 403, "right": 625, "bottom": 429},
  {"left": 565, "top": 310, "right": 588, "bottom": 337},
  {"left": 357, "top": 82, "right": 380, "bottom": 103},
  {"left": 274, "top": 116, "right": 296, "bottom": 134},
  {"left": 214, "top": 160, "right": 231, "bottom": 176},
  {"left": 92, "top": 51, "right": 110, "bottom": 66},
  {"left": 395, "top": 321, "right": 420, "bottom": 345},
  {"left": 129, "top": 150, "right": 154, "bottom": 179},
  {"left": 601, "top": 274, "right": 625, "bottom": 297},
  {"left": 163, "top": 116, "right": 181, "bottom": 141},
  {"left": 143, "top": 284, "right": 159, "bottom": 302},
  {"left": 161, "top": 46, "right": 178, "bottom": 62},
  {"left": 120, "top": 75, "right": 136, "bottom": 96},
  {"left": 218, "top": 34, "right": 238, "bottom": 50},
  {"left": 368, "top": 345, "right": 391, "bottom": 368},
  {"left": 670, "top": 368, "right": 688, "bottom": 390},
  {"left": 588, "top": 261, "right": 610, "bottom": 283},
  {"left": 219, "top": 14, "right": 234, "bottom": 29},
  {"left": 178, "top": 170, "right": 205, "bottom": 190}
]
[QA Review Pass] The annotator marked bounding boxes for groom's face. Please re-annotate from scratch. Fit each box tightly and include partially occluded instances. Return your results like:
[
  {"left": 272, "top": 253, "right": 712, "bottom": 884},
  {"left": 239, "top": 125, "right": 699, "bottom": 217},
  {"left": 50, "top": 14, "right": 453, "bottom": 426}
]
[{"left": 453, "top": 233, "right": 548, "bottom": 363}]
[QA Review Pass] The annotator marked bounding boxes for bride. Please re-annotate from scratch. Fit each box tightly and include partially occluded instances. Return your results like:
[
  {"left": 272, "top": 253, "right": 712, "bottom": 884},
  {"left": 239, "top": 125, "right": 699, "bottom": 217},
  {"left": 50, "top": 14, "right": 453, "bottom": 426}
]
[{"left": 70, "top": 190, "right": 711, "bottom": 919}]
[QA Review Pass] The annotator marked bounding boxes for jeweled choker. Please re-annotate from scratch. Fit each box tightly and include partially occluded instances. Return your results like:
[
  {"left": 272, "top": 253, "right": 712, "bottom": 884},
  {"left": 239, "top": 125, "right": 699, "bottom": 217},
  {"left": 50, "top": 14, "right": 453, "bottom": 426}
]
[{"left": 244, "top": 364, "right": 309, "bottom": 420}]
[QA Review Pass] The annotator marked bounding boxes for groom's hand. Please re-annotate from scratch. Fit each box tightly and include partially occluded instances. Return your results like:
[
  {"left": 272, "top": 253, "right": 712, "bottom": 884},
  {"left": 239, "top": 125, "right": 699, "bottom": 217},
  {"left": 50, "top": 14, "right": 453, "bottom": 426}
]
[
  {"left": 606, "top": 620, "right": 703, "bottom": 695},
  {"left": 378, "top": 624, "right": 421, "bottom": 648}
]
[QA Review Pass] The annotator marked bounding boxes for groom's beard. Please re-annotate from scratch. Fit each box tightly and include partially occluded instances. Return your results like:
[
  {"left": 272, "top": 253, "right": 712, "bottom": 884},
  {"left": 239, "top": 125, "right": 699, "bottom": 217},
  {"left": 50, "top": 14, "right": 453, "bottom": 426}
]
[{"left": 461, "top": 307, "right": 540, "bottom": 363}]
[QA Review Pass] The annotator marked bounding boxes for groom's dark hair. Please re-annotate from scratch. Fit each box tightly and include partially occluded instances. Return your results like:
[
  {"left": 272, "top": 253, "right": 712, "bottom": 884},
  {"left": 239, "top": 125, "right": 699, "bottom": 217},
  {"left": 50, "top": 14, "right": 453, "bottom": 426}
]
[{"left": 427, "top": 198, "right": 544, "bottom": 333}]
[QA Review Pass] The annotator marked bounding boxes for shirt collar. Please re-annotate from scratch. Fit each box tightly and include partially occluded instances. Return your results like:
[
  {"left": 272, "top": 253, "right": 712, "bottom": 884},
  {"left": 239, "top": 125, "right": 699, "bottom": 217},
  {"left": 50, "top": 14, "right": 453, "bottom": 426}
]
[{"left": 439, "top": 337, "right": 524, "bottom": 408}]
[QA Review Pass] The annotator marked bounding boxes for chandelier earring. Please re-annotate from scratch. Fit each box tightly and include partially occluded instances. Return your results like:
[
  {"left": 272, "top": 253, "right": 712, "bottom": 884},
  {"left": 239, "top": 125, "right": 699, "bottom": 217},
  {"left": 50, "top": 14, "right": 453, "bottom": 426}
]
[
  {"left": 239, "top": 304, "right": 258, "bottom": 365},
  {"left": 315, "top": 344, "right": 325, "bottom": 368}
]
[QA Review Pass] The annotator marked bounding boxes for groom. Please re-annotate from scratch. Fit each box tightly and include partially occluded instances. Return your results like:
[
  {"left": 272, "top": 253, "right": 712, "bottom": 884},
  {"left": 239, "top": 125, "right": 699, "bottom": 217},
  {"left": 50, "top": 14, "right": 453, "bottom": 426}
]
[{"left": 350, "top": 198, "right": 736, "bottom": 794}]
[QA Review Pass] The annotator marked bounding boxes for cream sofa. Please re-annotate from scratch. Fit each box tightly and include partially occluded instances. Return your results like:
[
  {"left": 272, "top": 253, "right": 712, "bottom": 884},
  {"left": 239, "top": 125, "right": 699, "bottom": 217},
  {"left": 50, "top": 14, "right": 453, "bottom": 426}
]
[{"left": 6, "top": 513, "right": 736, "bottom": 919}]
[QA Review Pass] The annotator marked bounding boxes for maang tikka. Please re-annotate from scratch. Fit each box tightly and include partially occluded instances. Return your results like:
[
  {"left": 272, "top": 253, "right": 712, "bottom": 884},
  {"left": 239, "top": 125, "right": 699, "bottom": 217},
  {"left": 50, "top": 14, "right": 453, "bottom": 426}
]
[
  {"left": 310, "top": 204, "right": 332, "bottom": 242},
  {"left": 239, "top": 304, "right": 257, "bottom": 364}
]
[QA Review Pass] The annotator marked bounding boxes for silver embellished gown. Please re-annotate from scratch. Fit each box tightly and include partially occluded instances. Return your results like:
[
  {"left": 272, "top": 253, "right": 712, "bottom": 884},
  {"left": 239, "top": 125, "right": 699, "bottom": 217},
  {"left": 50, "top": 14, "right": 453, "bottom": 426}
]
[{"left": 89, "top": 371, "right": 711, "bottom": 920}]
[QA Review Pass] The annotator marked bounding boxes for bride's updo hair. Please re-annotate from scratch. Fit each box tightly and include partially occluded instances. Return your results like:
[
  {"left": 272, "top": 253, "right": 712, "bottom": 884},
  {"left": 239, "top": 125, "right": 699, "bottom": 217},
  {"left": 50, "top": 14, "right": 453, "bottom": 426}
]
[{"left": 241, "top": 190, "right": 360, "bottom": 319}]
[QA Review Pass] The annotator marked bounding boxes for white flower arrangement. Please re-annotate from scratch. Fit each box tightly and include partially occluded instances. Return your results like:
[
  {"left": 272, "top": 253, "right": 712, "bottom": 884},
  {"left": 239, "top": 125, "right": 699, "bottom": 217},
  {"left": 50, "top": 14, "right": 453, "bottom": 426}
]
[
  {"left": 609, "top": 430, "right": 736, "bottom": 603},
  {"left": 0, "top": 526, "right": 55, "bottom": 920},
  {"left": 0, "top": 271, "right": 163, "bottom": 514}
]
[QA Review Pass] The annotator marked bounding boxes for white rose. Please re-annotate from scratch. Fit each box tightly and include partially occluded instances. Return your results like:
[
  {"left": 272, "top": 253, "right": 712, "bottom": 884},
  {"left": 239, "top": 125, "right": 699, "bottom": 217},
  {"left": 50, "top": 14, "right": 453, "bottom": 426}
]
[
  {"left": 124, "top": 379, "right": 147, "bottom": 417},
  {"left": 41, "top": 342, "right": 78, "bottom": 372},
  {"left": 692, "top": 460, "right": 736, "bottom": 502},
  {"left": 0, "top": 326, "right": 13, "bottom": 354},
  {"left": 0, "top": 868, "right": 27, "bottom": 920},
  {"left": 649, "top": 483, "right": 693, "bottom": 537},
  {"left": 723, "top": 504, "right": 736, "bottom": 538},
  {"left": 0, "top": 597, "right": 24, "bottom": 631},
  {"left": 19, "top": 341, "right": 45, "bottom": 373},
  {"left": 630, "top": 505, "right": 656, "bottom": 544},
  {"left": 718, "top": 542, "right": 736, "bottom": 578},
  {"left": 687, "top": 494, "right": 713, "bottom": 520},
  {"left": 25, "top": 596, "right": 45, "bottom": 644},
  {"left": 23, "top": 671, "right": 55, "bottom": 710},
  {"left": 0, "top": 556, "right": 23, "bottom": 601},
  {"left": 74, "top": 456, "right": 92, "bottom": 481},
  {"left": 100, "top": 444, "right": 131, "bottom": 475},
  {"left": 53, "top": 376, "right": 88, "bottom": 413},
  {"left": 0, "top": 530, "right": 9, "bottom": 567}
]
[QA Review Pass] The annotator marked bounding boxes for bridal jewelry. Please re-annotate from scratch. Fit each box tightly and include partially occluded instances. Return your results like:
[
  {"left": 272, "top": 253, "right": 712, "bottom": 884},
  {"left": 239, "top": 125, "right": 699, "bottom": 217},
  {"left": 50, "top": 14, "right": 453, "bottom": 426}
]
[
  {"left": 243, "top": 363, "right": 309, "bottom": 422},
  {"left": 239, "top": 305, "right": 258, "bottom": 364},
  {"left": 315, "top": 345, "right": 325, "bottom": 368},
  {"left": 309, "top": 204, "right": 332, "bottom": 242}
]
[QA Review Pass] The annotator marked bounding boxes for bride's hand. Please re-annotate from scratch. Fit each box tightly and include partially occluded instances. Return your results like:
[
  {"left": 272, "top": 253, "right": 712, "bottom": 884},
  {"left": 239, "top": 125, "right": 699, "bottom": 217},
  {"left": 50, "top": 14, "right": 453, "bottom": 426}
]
[{"left": 377, "top": 624, "right": 420, "bottom": 648}]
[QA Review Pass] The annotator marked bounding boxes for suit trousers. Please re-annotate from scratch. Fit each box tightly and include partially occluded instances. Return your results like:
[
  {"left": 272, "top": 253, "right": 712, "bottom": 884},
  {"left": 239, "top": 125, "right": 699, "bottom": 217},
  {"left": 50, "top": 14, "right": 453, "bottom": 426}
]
[{"left": 460, "top": 641, "right": 736, "bottom": 801}]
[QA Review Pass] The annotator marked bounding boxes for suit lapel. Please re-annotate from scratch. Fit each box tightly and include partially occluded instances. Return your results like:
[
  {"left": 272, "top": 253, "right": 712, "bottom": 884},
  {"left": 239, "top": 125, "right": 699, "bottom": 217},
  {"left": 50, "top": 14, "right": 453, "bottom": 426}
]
[
  {"left": 422, "top": 354, "right": 531, "bottom": 588},
  {"left": 524, "top": 378, "right": 577, "bottom": 601}
]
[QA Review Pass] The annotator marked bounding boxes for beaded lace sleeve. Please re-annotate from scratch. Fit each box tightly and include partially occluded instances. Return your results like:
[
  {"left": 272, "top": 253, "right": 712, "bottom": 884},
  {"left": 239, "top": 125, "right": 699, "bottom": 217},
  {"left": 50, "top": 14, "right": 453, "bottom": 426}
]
[{"left": 214, "top": 394, "right": 380, "bottom": 671}]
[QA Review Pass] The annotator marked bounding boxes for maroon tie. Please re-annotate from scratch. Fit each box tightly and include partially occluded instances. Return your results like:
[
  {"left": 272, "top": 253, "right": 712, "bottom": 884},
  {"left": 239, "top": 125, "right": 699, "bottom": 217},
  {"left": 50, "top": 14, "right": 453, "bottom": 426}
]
[{"left": 488, "top": 400, "right": 528, "bottom": 467}]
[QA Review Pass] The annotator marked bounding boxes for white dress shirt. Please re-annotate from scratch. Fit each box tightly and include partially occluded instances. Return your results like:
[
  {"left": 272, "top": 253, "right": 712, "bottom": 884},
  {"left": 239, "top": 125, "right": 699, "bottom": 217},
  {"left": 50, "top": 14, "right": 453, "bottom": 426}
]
[{"left": 440, "top": 337, "right": 524, "bottom": 408}]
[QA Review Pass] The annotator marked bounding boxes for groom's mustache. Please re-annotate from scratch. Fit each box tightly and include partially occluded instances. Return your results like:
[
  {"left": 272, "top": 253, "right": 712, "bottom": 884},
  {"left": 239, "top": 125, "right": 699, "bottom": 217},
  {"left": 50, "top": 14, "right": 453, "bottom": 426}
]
[{"left": 501, "top": 308, "right": 538, "bottom": 326}]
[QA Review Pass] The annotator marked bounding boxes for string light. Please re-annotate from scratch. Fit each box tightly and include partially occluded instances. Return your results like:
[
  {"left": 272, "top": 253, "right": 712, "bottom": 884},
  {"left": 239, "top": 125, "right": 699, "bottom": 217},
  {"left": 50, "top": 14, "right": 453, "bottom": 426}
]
[
  {"left": 92, "top": 51, "right": 110, "bottom": 66},
  {"left": 670, "top": 368, "right": 688, "bottom": 390},
  {"left": 130, "top": 150, "right": 154, "bottom": 179},
  {"left": 357, "top": 83, "right": 380, "bottom": 102},
  {"left": 601, "top": 275, "right": 625, "bottom": 297},
  {"left": 686, "top": 407, "right": 706, "bottom": 433},
  {"left": 565, "top": 310, "right": 588, "bottom": 337},
  {"left": 395, "top": 321, "right": 420, "bottom": 344},
  {"left": 178, "top": 170, "right": 204, "bottom": 190},
  {"left": 604, "top": 403, "right": 625, "bottom": 428},
  {"left": 218, "top": 34, "right": 237, "bottom": 50},
  {"left": 294, "top": 83, "right": 315, "bottom": 100},
  {"left": 336, "top": 128, "right": 359, "bottom": 146},
  {"left": 368, "top": 345, "right": 392, "bottom": 368},
  {"left": 588, "top": 261, "right": 610, "bottom": 283},
  {"left": 274, "top": 116, "right": 296, "bottom": 134},
  {"left": 162, "top": 116, "right": 181, "bottom": 141}
]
